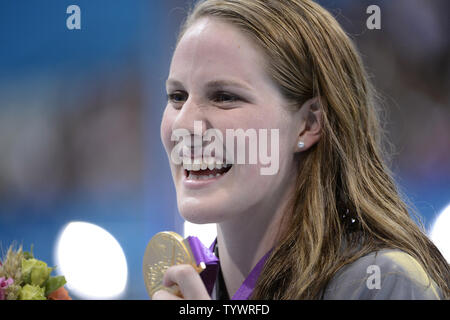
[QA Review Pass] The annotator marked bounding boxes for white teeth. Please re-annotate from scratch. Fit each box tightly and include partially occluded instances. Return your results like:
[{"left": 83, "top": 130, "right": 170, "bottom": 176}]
[
  {"left": 215, "top": 163, "right": 223, "bottom": 170},
  {"left": 187, "top": 169, "right": 232, "bottom": 180},
  {"left": 183, "top": 158, "right": 232, "bottom": 182},
  {"left": 182, "top": 158, "right": 232, "bottom": 170}
]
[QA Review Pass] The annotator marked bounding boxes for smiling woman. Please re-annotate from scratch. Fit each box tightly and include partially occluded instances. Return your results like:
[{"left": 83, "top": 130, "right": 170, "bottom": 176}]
[{"left": 156, "top": 0, "right": 449, "bottom": 300}]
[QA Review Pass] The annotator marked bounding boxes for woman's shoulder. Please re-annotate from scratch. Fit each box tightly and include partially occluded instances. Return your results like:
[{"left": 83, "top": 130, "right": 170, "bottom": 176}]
[{"left": 321, "top": 248, "right": 444, "bottom": 300}]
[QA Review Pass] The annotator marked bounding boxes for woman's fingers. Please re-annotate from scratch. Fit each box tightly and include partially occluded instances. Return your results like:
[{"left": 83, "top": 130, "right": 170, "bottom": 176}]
[
  {"left": 162, "top": 264, "right": 211, "bottom": 300},
  {"left": 152, "top": 289, "right": 183, "bottom": 300}
]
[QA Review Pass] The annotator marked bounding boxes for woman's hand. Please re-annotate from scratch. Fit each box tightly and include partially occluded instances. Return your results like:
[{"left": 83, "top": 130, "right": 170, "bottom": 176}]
[{"left": 151, "top": 264, "right": 211, "bottom": 300}]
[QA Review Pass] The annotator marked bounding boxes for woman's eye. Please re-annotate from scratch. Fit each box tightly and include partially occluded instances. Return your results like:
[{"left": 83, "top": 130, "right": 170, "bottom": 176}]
[
  {"left": 212, "top": 92, "right": 240, "bottom": 104},
  {"left": 167, "top": 92, "right": 187, "bottom": 106}
]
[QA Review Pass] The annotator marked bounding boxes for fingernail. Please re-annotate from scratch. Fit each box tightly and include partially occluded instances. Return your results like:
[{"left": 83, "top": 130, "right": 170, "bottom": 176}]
[{"left": 152, "top": 290, "right": 161, "bottom": 300}]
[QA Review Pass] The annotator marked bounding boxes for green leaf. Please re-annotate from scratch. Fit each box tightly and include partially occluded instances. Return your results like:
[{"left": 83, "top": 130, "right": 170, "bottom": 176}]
[
  {"left": 45, "top": 276, "right": 67, "bottom": 296},
  {"left": 21, "top": 258, "right": 52, "bottom": 286},
  {"left": 19, "top": 284, "right": 46, "bottom": 300},
  {"left": 21, "top": 259, "right": 32, "bottom": 285}
]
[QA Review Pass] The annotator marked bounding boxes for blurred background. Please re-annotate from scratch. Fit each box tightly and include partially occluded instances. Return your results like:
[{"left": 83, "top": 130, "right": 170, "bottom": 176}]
[{"left": 0, "top": 0, "right": 448, "bottom": 299}]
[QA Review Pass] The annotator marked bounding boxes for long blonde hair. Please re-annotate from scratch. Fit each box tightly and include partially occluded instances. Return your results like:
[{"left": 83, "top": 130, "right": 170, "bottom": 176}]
[{"left": 177, "top": 0, "right": 450, "bottom": 299}]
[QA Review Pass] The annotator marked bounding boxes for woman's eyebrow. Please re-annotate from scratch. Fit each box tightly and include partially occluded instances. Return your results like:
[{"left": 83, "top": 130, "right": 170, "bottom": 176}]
[
  {"left": 205, "top": 79, "right": 252, "bottom": 91},
  {"left": 165, "top": 78, "right": 183, "bottom": 89},
  {"left": 165, "top": 78, "right": 252, "bottom": 91}
]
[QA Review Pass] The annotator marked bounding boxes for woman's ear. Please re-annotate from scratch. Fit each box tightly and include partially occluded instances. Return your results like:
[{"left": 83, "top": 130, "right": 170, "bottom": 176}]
[{"left": 296, "top": 97, "right": 323, "bottom": 152}]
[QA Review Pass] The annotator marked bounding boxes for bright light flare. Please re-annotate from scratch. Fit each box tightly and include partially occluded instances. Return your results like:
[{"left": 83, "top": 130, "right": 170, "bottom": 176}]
[
  {"left": 184, "top": 221, "right": 217, "bottom": 247},
  {"left": 430, "top": 204, "right": 450, "bottom": 263},
  {"left": 55, "top": 221, "right": 128, "bottom": 299}
]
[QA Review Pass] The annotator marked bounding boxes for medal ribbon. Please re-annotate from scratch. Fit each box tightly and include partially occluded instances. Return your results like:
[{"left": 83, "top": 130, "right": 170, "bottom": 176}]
[
  {"left": 186, "top": 236, "right": 272, "bottom": 300},
  {"left": 186, "top": 236, "right": 219, "bottom": 296},
  {"left": 230, "top": 248, "right": 272, "bottom": 300}
]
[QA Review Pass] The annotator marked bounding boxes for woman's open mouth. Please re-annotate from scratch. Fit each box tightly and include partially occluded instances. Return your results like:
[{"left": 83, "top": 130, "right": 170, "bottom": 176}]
[{"left": 182, "top": 158, "right": 233, "bottom": 187}]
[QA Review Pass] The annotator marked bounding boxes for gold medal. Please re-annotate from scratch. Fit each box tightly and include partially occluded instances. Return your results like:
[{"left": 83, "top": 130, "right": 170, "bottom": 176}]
[{"left": 143, "top": 231, "right": 204, "bottom": 298}]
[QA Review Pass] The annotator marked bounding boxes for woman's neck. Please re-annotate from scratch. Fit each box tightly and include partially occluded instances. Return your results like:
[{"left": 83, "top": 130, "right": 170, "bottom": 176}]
[{"left": 216, "top": 193, "right": 291, "bottom": 298}]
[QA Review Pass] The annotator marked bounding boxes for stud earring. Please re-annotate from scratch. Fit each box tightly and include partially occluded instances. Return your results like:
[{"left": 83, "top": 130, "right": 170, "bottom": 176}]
[{"left": 298, "top": 141, "right": 305, "bottom": 149}]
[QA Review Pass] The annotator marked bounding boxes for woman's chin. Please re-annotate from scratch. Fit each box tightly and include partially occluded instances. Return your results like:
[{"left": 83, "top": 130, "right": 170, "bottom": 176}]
[{"left": 178, "top": 201, "right": 230, "bottom": 224}]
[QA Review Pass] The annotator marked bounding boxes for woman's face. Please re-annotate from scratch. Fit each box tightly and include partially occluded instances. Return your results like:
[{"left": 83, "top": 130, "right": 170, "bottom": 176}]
[{"left": 161, "top": 18, "right": 302, "bottom": 224}]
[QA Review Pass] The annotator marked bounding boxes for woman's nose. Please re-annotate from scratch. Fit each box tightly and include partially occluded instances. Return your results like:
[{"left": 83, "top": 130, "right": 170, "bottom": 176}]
[
  {"left": 172, "top": 97, "right": 207, "bottom": 137},
  {"left": 171, "top": 97, "right": 208, "bottom": 153}
]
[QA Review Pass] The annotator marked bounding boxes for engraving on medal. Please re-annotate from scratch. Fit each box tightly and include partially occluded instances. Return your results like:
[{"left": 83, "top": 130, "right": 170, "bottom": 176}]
[{"left": 143, "top": 231, "right": 196, "bottom": 298}]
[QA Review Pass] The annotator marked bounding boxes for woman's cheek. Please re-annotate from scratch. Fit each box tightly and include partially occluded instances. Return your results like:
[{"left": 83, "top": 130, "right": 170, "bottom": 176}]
[{"left": 160, "top": 107, "right": 174, "bottom": 155}]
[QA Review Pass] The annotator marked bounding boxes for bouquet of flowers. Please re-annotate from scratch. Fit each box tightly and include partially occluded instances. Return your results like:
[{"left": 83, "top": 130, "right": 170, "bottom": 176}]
[{"left": 0, "top": 245, "right": 71, "bottom": 300}]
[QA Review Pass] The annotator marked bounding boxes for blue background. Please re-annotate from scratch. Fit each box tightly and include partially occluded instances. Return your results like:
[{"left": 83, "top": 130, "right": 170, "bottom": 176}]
[{"left": 0, "top": 0, "right": 448, "bottom": 299}]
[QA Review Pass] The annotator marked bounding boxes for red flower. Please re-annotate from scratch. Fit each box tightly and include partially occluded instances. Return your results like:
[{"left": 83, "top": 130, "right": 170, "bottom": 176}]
[{"left": 48, "top": 287, "right": 72, "bottom": 300}]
